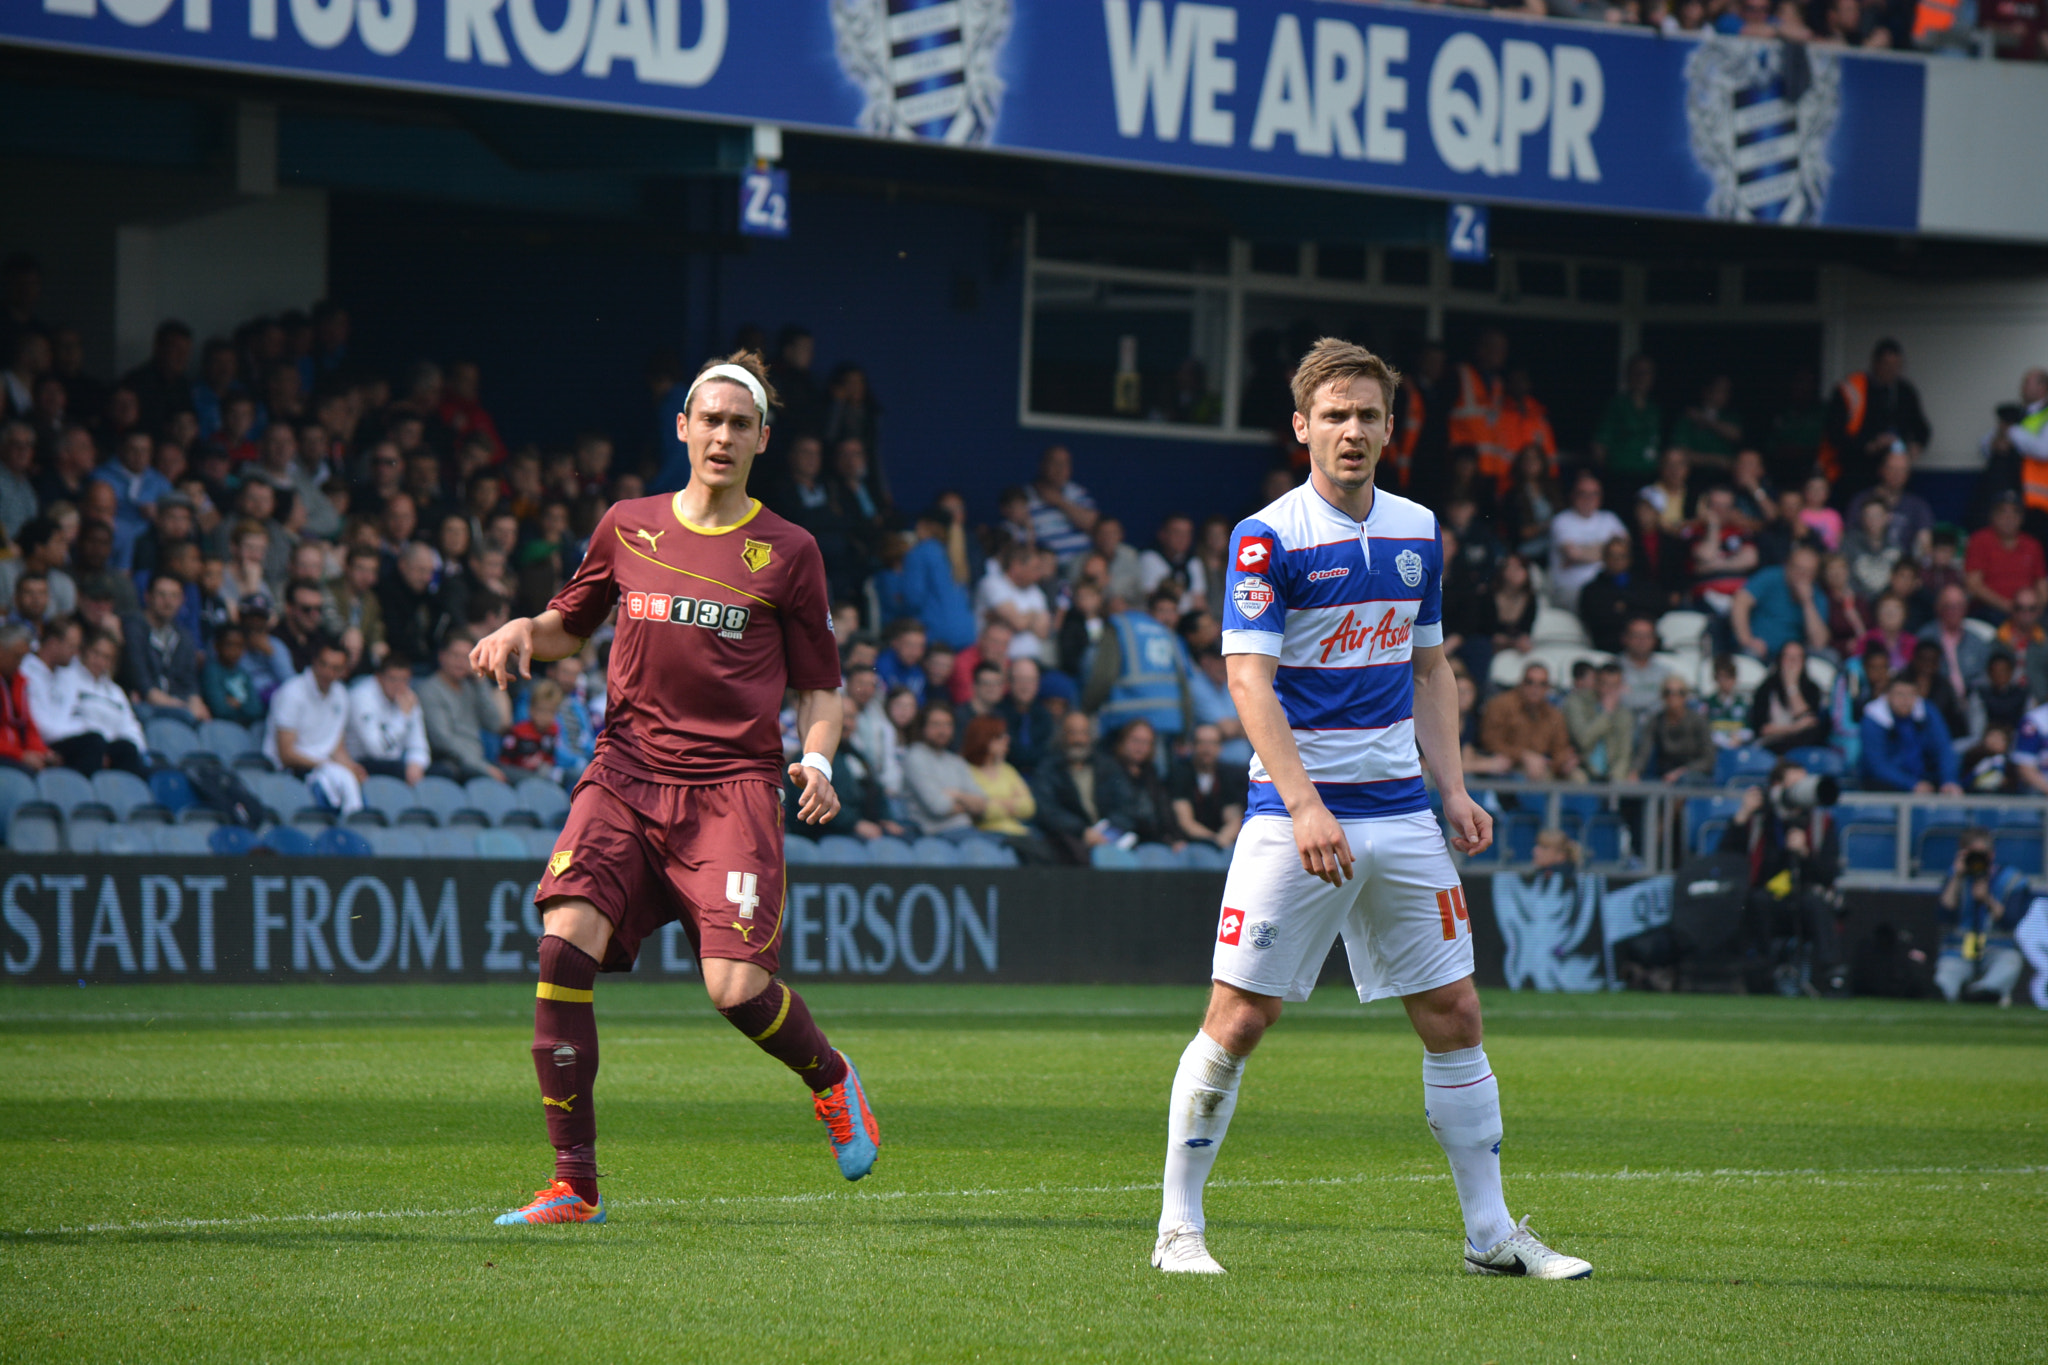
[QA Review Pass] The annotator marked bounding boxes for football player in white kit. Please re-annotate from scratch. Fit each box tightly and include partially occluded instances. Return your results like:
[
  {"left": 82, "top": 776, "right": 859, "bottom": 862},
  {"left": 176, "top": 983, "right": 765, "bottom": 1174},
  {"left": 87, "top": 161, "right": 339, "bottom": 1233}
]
[{"left": 1151, "top": 339, "right": 1592, "bottom": 1281}]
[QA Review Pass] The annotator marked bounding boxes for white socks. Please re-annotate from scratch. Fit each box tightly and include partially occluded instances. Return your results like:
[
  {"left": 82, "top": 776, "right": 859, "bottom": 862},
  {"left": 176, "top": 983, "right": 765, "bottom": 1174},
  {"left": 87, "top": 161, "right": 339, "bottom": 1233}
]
[
  {"left": 1159, "top": 1031, "right": 1246, "bottom": 1235},
  {"left": 1423, "top": 1045, "right": 1515, "bottom": 1252}
]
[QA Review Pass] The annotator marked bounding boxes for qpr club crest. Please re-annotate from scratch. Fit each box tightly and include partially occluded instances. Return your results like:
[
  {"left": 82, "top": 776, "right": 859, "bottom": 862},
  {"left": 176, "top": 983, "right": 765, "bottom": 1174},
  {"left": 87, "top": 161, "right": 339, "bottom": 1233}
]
[
  {"left": 1685, "top": 37, "right": 1840, "bottom": 225},
  {"left": 1232, "top": 575, "right": 1274, "bottom": 621},
  {"left": 1246, "top": 920, "right": 1278, "bottom": 951},
  {"left": 1394, "top": 549, "right": 1425, "bottom": 588},
  {"left": 832, "top": 0, "right": 1012, "bottom": 145}
]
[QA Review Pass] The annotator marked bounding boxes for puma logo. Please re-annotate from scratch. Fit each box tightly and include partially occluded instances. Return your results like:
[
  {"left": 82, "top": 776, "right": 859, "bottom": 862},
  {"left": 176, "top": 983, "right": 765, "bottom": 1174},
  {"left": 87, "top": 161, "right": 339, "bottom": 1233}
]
[
  {"left": 732, "top": 921, "right": 753, "bottom": 942},
  {"left": 542, "top": 1094, "right": 577, "bottom": 1112},
  {"left": 634, "top": 527, "right": 667, "bottom": 552},
  {"left": 796, "top": 1055, "right": 820, "bottom": 1072}
]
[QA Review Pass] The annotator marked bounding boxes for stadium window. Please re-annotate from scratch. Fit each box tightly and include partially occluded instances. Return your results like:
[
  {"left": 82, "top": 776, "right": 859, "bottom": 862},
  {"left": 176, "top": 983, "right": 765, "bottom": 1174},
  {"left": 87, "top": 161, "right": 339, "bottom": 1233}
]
[
  {"left": 1033, "top": 212, "right": 1229, "bottom": 275},
  {"left": 1249, "top": 242, "right": 1302, "bottom": 276},
  {"left": 1026, "top": 274, "right": 1229, "bottom": 428},
  {"left": 1646, "top": 265, "right": 1719, "bottom": 307},
  {"left": 1576, "top": 264, "right": 1623, "bottom": 304},
  {"left": 1315, "top": 243, "right": 1367, "bottom": 282},
  {"left": 1515, "top": 259, "right": 1569, "bottom": 299},
  {"left": 1449, "top": 259, "right": 1499, "bottom": 296},
  {"left": 1743, "top": 266, "right": 1818, "bottom": 305},
  {"left": 1381, "top": 248, "right": 1431, "bottom": 287}
]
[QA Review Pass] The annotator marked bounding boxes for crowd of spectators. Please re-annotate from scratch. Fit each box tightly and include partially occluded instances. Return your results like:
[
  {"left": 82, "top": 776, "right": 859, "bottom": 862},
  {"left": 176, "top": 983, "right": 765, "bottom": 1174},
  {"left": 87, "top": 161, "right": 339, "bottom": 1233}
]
[
  {"left": 1416, "top": 0, "right": 2044, "bottom": 58},
  {"left": 4, "top": 248, "right": 2046, "bottom": 866}
]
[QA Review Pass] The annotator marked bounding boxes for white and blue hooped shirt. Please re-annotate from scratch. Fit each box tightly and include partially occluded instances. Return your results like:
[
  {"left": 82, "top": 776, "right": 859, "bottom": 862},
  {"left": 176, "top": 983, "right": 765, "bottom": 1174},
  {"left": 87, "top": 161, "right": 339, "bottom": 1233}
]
[{"left": 1219, "top": 481, "right": 1444, "bottom": 821}]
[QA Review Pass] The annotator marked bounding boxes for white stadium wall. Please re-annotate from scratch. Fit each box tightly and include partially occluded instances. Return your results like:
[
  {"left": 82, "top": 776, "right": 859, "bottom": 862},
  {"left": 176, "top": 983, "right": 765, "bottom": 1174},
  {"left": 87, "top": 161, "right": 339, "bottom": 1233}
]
[{"left": 1917, "top": 59, "right": 2048, "bottom": 244}]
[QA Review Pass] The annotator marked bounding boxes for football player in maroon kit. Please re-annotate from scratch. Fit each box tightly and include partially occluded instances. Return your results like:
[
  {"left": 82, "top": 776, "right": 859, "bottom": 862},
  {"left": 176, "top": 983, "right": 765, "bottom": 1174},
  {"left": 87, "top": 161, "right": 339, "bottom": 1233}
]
[{"left": 472, "top": 351, "right": 879, "bottom": 1226}]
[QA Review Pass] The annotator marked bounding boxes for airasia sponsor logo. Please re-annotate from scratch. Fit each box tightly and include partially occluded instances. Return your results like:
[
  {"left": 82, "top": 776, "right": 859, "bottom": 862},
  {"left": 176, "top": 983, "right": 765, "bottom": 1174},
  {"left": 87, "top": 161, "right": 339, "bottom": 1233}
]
[{"left": 1317, "top": 606, "right": 1412, "bottom": 663}]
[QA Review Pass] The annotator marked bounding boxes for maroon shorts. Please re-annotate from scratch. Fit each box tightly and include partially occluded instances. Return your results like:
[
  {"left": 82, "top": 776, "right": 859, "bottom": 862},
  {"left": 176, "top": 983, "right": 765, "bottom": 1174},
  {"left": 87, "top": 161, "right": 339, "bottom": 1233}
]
[{"left": 535, "top": 762, "right": 786, "bottom": 974}]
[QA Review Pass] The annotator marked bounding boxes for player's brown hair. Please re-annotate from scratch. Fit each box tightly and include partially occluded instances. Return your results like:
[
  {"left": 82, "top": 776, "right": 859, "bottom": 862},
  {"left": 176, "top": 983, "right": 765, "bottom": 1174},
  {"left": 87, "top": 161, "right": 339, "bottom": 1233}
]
[
  {"left": 1289, "top": 337, "right": 1401, "bottom": 418},
  {"left": 686, "top": 349, "right": 781, "bottom": 420}
]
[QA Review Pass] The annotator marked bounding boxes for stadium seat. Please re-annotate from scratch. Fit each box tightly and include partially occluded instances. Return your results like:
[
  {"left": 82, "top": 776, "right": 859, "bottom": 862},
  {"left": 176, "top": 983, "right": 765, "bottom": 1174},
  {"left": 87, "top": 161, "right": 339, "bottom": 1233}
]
[
  {"left": 1530, "top": 603, "right": 1588, "bottom": 647},
  {"left": 65, "top": 817, "right": 111, "bottom": 854},
  {"left": 99, "top": 824, "right": 155, "bottom": 855},
  {"left": 521, "top": 828, "right": 559, "bottom": 860},
  {"left": 516, "top": 778, "right": 571, "bottom": 824},
  {"left": 126, "top": 804, "right": 173, "bottom": 825},
  {"left": 148, "top": 768, "right": 195, "bottom": 815},
  {"left": 1838, "top": 823, "right": 1895, "bottom": 871},
  {"left": 499, "top": 808, "right": 541, "bottom": 828},
  {"left": 1993, "top": 831, "right": 2045, "bottom": 876},
  {"left": 1835, "top": 800, "right": 1899, "bottom": 829},
  {"left": 463, "top": 778, "right": 521, "bottom": 824},
  {"left": 1915, "top": 825, "right": 1970, "bottom": 876},
  {"left": 1804, "top": 655, "right": 1837, "bottom": 693},
  {"left": 1558, "top": 792, "right": 1605, "bottom": 821},
  {"left": 865, "top": 836, "right": 915, "bottom": 866},
  {"left": 1693, "top": 818, "right": 1729, "bottom": 856},
  {"left": 1183, "top": 842, "right": 1230, "bottom": 871},
  {"left": 178, "top": 805, "right": 225, "bottom": 826},
  {"left": 7, "top": 816, "right": 60, "bottom": 853},
  {"left": 1089, "top": 844, "right": 1140, "bottom": 870},
  {"left": 1656, "top": 610, "right": 1709, "bottom": 653},
  {"left": 954, "top": 837, "right": 1008, "bottom": 867},
  {"left": 145, "top": 718, "right": 199, "bottom": 763},
  {"left": 245, "top": 772, "right": 311, "bottom": 822},
  {"left": 783, "top": 836, "right": 821, "bottom": 865},
  {"left": 0, "top": 766, "right": 37, "bottom": 830},
  {"left": 817, "top": 834, "right": 871, "bottom": 864},
  {"left": 1962, "top": 618, "right": 1996, "bottom": 644},
  {"left": 1697, "top": 653, "right": 1766, "bottom": 694},
  {"left": 232, "top": 752, "right": 276, "bottom": 773},
  {"left": 1500, "top": 812, "right": 1540, "bottom": 862},
  {"left": 911, "top": 836, "right": 960, "bottom": 866},
  {"left": 154, "top": 825, "right": 216, "bottom": 855},
  {"left": 420, "top": 828, "right": 479, "bottom": 859},
  {"left": 475, "top": 829, "right": 527, "bottom": 860},
  {"left": 413, "top": 776, "right": 470, "bottom": 825},
  {"left": 1488, "top": 648, "right": 1531, "bottom": 691},
  {"left": 1584, "top": 813, "right": 1626, "bottom": 863},
  {"left": 395, "top": 807, "right": 440, "bottom": 828},
  {"left": 291, "top": 808, "right": 337, "bottom": 832},
  {"left": 207, "top": 825, "right": 256, "bottom": 856},
  {"left": 364, "top": 827, "right": 426, "bottom": 858},
  {"left": 446, "top": 808, "right": 491, "bottom": 828},
  {"left": 36, "top": 767, "right": 95, "bottom": 816},
  {"left": 344, "top": 808, "right": 388, "bottom": 828},
  {"left": 1785, "top": 746, "right": 1845, "bottom": 777},
  {"left": 1134, "top": 842, "right": 1185, "bottom": 869},
  {"left": 362, "top": 775, "right": 415, "bottom": 821},
  {"left": 198, "top": 719, "right": 257, "bottom": 759},
  {"left": 257, "top": 825, "right": 316, "bottom": 856},
  {"left": 1715, "top": 746, "right": 1777, "bottom": 785}
]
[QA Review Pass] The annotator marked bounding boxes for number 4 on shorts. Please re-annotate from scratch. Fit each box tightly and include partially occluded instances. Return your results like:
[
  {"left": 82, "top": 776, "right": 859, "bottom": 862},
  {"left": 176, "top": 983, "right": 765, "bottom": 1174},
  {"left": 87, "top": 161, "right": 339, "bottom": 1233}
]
[
  {"left": 1435, "top": 887, "right": 1469, "bottom": 941},
  {"left": 727, "top": 871, "right": 760, "bottom": 921}
]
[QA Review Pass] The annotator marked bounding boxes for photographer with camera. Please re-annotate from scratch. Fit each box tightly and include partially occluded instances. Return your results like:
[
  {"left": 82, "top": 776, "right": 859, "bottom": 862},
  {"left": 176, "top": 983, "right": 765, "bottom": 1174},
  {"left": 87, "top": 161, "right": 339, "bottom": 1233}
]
[
  {"left": 1720, "top": 758, "right": 1848, "bottom": 996},
  {"left": 1934, "top": 829, "right": 2029, "bottom": 1007}
]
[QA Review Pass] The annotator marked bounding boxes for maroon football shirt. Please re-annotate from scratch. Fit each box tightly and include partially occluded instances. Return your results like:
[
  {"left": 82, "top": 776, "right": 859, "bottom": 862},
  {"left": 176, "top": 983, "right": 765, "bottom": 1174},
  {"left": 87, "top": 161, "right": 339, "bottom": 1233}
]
[{"left": 549, "top": 493, "right": 841, "bottom": 786}]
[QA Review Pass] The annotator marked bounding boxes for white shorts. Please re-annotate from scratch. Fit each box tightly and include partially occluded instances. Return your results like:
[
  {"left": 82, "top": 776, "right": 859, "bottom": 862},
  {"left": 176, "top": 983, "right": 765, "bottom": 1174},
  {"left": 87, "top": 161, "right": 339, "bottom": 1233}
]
[{"left": 1211, "top": 811, "right": 1474, "bottom": 1004}]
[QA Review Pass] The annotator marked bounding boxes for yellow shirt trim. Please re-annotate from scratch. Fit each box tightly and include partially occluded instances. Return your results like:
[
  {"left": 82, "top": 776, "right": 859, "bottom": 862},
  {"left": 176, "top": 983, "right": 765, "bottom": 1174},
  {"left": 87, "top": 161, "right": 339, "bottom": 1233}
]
[
  {"left": 670, "top": 491, "right": 762, "bottom": 536},
  {"left": 613, "top": 528, "right": 779, "bottom": 610}
]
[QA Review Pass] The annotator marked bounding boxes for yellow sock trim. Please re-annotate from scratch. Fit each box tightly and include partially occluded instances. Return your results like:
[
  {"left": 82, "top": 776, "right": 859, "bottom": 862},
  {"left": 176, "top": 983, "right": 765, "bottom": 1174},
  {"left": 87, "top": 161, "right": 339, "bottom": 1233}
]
[
  {"left": 749, "top": 983, "right": 793, "bottom": 1041},
  {"left": 536, "top": 981, "right": 595, "bottom": 1003}
]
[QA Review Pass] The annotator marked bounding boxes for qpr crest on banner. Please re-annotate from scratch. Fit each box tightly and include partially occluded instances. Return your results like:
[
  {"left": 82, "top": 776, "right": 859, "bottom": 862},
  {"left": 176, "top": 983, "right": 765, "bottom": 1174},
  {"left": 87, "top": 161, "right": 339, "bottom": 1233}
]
[
  {"left": 1684, "top": 37, "right": 1840, "bottom": 225},
  {"left": 831, "top": 0, "right": 1012, "bottom": 145}
]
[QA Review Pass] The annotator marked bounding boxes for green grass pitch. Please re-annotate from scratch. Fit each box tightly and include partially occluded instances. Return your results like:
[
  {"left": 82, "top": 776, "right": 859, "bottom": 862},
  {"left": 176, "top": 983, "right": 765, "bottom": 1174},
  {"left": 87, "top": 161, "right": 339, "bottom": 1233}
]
[{"left": 7, "top": 983, "right": 2045, "bottom": 1363}]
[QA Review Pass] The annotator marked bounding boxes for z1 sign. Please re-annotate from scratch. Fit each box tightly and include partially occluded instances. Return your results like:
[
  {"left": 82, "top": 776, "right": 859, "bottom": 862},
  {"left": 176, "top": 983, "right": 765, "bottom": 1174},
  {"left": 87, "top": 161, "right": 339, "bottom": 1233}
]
[
  {"left": 740, "top": 167, "right": 789, "bottom": 239},
  {"left": 1447, "top": 203, "right": 1490, "bottom": 263}
]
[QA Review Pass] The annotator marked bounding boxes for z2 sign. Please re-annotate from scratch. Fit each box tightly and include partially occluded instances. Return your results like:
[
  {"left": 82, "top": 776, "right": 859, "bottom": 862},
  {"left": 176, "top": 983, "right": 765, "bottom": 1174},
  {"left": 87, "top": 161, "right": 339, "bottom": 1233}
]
[
  {"left": 1447, "top": 203, "right": 1489, "bottom": 263},
  {"left": 740, "top": 168, "right": 790, "bottom": 239}
]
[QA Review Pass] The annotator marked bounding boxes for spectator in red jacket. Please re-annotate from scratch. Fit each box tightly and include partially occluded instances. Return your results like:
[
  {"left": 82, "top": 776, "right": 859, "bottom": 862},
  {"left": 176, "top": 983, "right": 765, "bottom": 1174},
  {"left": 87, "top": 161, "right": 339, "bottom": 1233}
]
[
  {"left": 0, "top": 621, "right": 53, "bottom": 771},
  {"left": 1965, "top": 491, "right": 2048, "bottom": 622}
]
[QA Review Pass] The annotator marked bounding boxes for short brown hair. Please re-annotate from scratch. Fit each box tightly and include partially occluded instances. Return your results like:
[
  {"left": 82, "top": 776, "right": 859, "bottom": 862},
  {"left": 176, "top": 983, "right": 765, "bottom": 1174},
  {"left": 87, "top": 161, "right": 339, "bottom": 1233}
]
[
  {"left": 686, "top": 349, "right": 780, "bottom": 420},
  {"left": 961, "top": 714, "right": 1009, "bottom": 766},
  {"left": 1289, "top": 337, "right": 1401, "bottom": 417}
]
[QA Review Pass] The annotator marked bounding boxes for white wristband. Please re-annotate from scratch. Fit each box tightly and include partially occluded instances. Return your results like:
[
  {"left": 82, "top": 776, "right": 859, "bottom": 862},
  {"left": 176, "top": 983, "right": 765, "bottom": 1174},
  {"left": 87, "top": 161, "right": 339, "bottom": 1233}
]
[{"left": 800, "top": 751, "right": 834, "bottom": 784}]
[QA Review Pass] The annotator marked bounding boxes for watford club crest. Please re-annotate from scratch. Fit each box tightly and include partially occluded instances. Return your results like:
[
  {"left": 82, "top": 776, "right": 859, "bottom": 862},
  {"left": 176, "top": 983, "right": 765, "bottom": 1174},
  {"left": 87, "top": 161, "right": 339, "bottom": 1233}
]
[{"left": 741, "top": 539, "right": 773, "bottom": 572}]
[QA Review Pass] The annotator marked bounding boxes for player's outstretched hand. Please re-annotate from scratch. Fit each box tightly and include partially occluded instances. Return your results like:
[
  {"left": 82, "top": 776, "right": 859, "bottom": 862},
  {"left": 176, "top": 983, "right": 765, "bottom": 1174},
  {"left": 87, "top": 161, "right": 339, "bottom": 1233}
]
[
  {"left": 471, "top": 617, "right": 534, "bottom": 691},
  {"left": 1293, "top": 802, "right": 1353, "bottom": 887},
  {"left": 1443, "top": 790, "right": 1494, "bottom": 857},
  {"left": 789, "top": 763, "right": 842, "bottom": 825}
]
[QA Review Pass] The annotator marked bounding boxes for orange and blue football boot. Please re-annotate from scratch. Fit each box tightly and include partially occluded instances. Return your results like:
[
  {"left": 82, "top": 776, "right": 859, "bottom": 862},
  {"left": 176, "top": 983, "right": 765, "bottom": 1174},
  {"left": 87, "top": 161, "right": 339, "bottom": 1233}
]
[
  {"left": 813, "top": 1051, "right": 880, "bottom": 1181},
  {"left": 494, "top": 1179, "right": 605, "bottom": 1225}
]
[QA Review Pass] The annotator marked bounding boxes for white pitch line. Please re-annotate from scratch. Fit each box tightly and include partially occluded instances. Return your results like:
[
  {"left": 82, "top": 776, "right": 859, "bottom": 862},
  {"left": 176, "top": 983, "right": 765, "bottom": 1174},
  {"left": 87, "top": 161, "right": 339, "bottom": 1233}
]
[{"left": 16, "top": 1166, "right": 2045, "bottom": 1238}]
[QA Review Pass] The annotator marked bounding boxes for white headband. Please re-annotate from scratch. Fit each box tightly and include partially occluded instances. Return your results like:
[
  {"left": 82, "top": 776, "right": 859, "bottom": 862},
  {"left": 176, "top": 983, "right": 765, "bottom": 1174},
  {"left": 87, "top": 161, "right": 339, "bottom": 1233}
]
[{"left": 683, "top": 363, "right": 770, "bottom": 424}]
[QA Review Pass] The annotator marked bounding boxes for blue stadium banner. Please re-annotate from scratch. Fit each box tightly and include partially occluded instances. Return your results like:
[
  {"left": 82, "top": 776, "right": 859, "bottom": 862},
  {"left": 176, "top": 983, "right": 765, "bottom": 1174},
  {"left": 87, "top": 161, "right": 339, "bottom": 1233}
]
[{"left": 3, "top": 0, "right": 1925, "bottom": 230}]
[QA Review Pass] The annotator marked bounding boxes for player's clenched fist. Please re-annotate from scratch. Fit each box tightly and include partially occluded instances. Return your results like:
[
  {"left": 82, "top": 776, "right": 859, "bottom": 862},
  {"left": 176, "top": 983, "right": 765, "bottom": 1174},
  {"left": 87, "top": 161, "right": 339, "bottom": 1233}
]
[
  {"left": 1292, "top": 803, "right": 1354, "bottom": 887},
  {"left": 472, "top": 617, "right": 535, "bottom": 690},
  {"left": 788, "top": 762, "right": 842, "bottom": 825},
  {"left": 1442, "top": 791, "right": 1494, "bottom": 856}
]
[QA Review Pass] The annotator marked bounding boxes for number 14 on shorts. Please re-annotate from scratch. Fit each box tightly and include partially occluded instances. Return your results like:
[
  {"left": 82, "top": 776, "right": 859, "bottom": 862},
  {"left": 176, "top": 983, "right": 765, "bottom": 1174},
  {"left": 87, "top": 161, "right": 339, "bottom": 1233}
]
[{"left": 1435, "top": 887, "right": 1470, "bottom": 941}]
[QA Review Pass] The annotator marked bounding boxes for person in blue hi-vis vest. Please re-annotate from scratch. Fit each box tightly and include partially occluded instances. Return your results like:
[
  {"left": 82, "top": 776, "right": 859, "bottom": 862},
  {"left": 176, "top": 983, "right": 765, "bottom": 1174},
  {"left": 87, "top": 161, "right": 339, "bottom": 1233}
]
[{"left": 1080, "top": 587, "right": 1193, "bottom": 741}]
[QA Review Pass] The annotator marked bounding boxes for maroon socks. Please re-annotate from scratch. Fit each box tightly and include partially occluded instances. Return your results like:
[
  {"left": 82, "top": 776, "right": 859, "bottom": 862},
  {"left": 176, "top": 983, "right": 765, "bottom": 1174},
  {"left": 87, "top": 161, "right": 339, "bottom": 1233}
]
[
  {"left": 533, "top": 935, "right": 601, "bottom": 1205},
  {"left": 719, "top": 980, "right": 849, "bottom": 1093}
]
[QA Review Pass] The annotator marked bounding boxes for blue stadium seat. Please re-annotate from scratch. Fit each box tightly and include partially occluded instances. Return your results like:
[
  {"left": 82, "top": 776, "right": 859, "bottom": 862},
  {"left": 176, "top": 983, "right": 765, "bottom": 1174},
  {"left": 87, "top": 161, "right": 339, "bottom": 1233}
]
[
  {"left": 207, "top": 825, "right": 256, "bottom": 856},
  {"left": 1501, "top": 812, "right": 1541, "bottom": 862},
  {"left": 245, "top": 772, "right": 311, "bottom": 822},
  {"left": 516, "top": 778, "right": 571, "bottom": 824},
  {"left": 1134, "top": 842, "right": 1185, "bottom": 869},
  {"left": 498, "top": 808, "right": 541, "bottom": 828},
  {"left": 362, "top": 775, "right": 416, "bottom": 821},
  {"left": 0, "top": 766, "right": 36, "bottom": 830},
  {"left": 911, "top": 836, "right": 961, "bottom": 866},
  {"left": 313, "top": 827, "right": 374, "bottom": 857},
  {"left": 865, "top": 836, "right": 915, "bottom": 866},
  {"left": 364, "top": 827, "right": 426, "bottom": 858},
  {"left": 178, "top": 805, "right": 225, "bottom": 826},
  {"left": 1089, "top": 844, "right": 1140, "bottom": 870},
  {"left": 1987, "top": 806, "right": 2045, "bottom": 828},
  {"left": 413, "top": 776, "right": 469, "bottom": 825},
  {"left": 1557, "top": 793, "right": 1605, "bottom": 821},
  {"left": 783, "top": 837, "right": 822, "bottom": 865},
  {"left": 1693, "top": 818, "right": 1729, "bottom": 856},
  {"left": 6, "top": 816, "right": 60, "bottom": 853},
  {"left": 198, "top": 719, "right": 258, "bottom": 759},
  {"left": 99, "top": 824, "right": 155, "bottom": 855},
  {"left": 1842, "top": 823, "right": 1899, "bottom": 872},
  {"left": 1835, "top": 800, "right": 1899, "bottom": 829},
  {"left": 126, "top": 804, "right": 173, "bottom": 825},
  {"left": 1716, "top": 746, "right": 1777, "bottom": 785},
  {"left": 1584, "top": 813, "right": 1626, "bottom": 863},
  {"left": 257, "top": 826, "right": 316, "bottom": 856},
  {"left": 145, "top": 718, "right": 199, "bottom": 763},
  {"left": 521, "top": 828, "right": 559, "bottom": 860},
  {"left": 292, "top": 807, "right": 337, "bottom": 832},
  {"left": 1915, "top": 825, "right": 1970, "bottom": 876},
  {"left": 395, "top": 807, "right": 440, "bottom": 828},
  {"left": 817, "top": 834, "right": 871, "bottom": 864},
  {"left": 154, "top": 825, "right": 215, "bottom": 855},
  {"left": 231, "top": 751, "right": 276, "bottom": 773},
  {"left": 344, "top": 808, "right": 388, "bottom": 828},
  {"left": 1993, "top": 830, "right": 2044, "bottom": 876},
  {"left": 463, "top": 778, "right": 521, "bottom": 825},
  {"left": 475, "top": 829, "right": 527, "bottom": 860},
  {"left": 1556, "top": 811, "right": 1584, "bottom": 844},
  {"left": 446, "top": 808, "right": 492, "bottom": 828},
  {"left": 1183, "top": 842, "right": 1231, "bottom": 871},
  {"left": 1785, "top": 745, "right": 1846, "bottom": 777},
  {"left": 420, "top": 828, "right": 479, "bottom": 859},
  {"left": 36, "top": 767, "right": 95, "bottom": 816},
  {"left": 148, "top": 768, "right": 195, "bottom": 815},
  {"left": 65, "top": 818, "right": 110, "bottom": 854}
]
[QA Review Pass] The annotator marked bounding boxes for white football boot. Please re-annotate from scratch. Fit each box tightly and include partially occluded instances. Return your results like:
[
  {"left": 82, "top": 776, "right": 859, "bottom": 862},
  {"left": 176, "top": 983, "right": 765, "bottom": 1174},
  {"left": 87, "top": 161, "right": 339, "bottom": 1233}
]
[
  {"left": 1152, "top": 1222, "right": 1227, "bottom": 1274},
  {"left": 1463, "top": 1216, "right": 1593, "bottom": 1280}
]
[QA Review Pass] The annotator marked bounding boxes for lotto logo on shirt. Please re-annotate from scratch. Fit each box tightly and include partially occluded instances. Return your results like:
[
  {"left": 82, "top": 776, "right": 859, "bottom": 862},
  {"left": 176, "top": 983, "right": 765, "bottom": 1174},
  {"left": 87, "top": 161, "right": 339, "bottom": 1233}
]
[
  {"left": 1236, "top": 536, "right": 1274, "bottom": 573},
  {"left": 624, "top": 591, "right": 752, "bottom": 640},
  {"left": 1218, "top": 909, "right": 1244, "bottom": 946}
]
